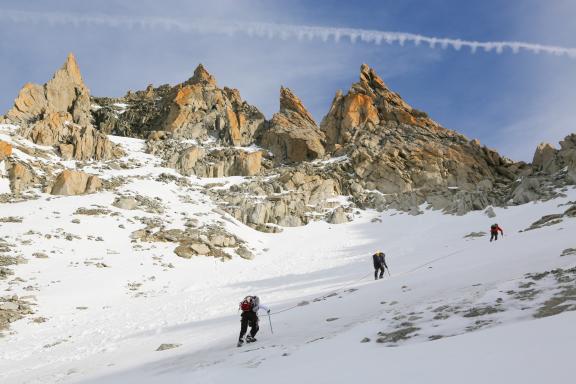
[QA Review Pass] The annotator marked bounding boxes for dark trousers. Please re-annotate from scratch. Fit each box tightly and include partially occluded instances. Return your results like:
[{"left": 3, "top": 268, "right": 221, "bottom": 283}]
[
  {"left": 239, "top": 311, "right": 259, "bottom": 340},
  {"left": 374, "top": 266, "right": 385, "bottom": 280},
  {"left": 490, "top": 232, "right": 499, "bottom": 241}
]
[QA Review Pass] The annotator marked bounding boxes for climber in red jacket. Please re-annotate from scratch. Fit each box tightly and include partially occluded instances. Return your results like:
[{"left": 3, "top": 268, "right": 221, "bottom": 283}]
[{"left": 490, "top": 223, "right": 504, "bottom": 242}]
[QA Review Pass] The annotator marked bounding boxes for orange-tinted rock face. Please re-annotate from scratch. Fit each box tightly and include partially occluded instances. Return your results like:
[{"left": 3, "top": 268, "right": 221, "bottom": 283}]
[
  {"left": 159, "top": 65, "right": 264, "bottom": 145},
  {"left": 341, "top": 93, "right": 380, "bottom": 133},
  {"left": 235, "top": 151, "right": 262, "bottom": 176},
  {"left": 319, "top": 64, "right": 516, "bottom": 194},
  {"left": 321, "top": 63, "right": 439, "bottom": 150},
  {"left": 225, "top": 107, "right": 242, "bottom": 145},
  {"left": 0, "top": 140, "right": 13, "bottom": 161}
]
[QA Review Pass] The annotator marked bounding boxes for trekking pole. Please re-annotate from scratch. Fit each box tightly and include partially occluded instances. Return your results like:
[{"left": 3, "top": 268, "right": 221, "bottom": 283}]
[
  {"left": 267, "top": 312, "right": 274, "bottom": 334},
  {"left": 387, "top": 267, "right": 391, "bottom": 277}
]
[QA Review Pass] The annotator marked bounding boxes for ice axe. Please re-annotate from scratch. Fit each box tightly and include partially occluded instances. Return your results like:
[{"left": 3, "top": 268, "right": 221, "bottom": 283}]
[{"left": 267, "top": 311, "right": 274, "bottom": 334}]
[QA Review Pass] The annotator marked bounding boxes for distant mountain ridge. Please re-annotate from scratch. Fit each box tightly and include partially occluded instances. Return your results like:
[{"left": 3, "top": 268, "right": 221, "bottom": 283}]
[{"left": 1, "top": 53, "right": 575, "bottom": 228}]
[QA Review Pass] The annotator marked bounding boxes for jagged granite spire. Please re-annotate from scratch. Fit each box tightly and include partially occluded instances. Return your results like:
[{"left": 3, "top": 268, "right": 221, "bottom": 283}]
[
  {"left": 2, "top": 53, "right": 122, "bottom": 160},
  {"left": 259, "top": 86, "right": 325, "bottom": 163}
]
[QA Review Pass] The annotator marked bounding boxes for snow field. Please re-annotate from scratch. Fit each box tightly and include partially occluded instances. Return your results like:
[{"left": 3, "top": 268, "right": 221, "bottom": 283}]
[{"left": 0, "top": 134, "right": 575, "bottom": 383}]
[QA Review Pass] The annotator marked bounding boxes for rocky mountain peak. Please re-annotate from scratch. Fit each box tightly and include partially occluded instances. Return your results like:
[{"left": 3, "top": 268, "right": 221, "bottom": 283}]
[
  {"left": 2, "top": 53, "right": 122, "bottom": 161},
  {"left": 259, "top": 87, "right": 325, "bottom": 163},
  {"left": 187, "top": 64, "right": 217, "bottom": 86},
  {"left": 92, "top": 63, "right": 265, "bottom": 146},
  {"left": 5, "top": 52, "right": 90, "bottom": 126},
  {"left": 321, "top": 64, "right": 447, "bottom": 152},
  {"left": 318, "top": 63, "right": 520, "bottom": 210},
  {"left": 57, "top": 52, "right": 84, "bottom": 87},
  {"left": 358, "top": 63, "right": 388, "bottom": 94},
  {"left": 279, "top": 86, "right": 316, "bottom": 126}
]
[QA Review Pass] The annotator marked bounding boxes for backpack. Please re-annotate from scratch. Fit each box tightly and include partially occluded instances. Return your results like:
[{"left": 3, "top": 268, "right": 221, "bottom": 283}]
[
  {"left": 491, "top": 224, "right": 497, "bottom": 231},
  {"left": 239, "top": 296, "right": 259, "bottom": 312}
]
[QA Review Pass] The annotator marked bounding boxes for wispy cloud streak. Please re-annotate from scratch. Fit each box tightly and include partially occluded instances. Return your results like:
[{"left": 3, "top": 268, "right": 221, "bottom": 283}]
[{"left": 2, "top": 9, "right": 576, "bottom": 58}]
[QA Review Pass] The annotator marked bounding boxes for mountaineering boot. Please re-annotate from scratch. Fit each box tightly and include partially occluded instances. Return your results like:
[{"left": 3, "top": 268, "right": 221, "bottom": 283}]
[
  {"left": 237, "top": 338, "right": 244, "bottom": 347},
  {"left": 246, "top": 335, "right": 257, "bottom": 343}
]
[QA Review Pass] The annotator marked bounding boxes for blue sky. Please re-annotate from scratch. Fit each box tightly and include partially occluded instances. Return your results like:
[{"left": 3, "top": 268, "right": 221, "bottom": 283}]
[{"left": 1, "top": 0, "right": 575, "bottom": 161}]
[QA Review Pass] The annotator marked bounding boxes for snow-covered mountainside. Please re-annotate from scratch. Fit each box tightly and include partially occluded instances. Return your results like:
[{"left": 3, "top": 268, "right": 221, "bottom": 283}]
[
  {"left": 0, "top": 121, "right": 575, "bottom": 383},
  {"left": 1, "top": 53, "right": 576, "bottom": 383}
]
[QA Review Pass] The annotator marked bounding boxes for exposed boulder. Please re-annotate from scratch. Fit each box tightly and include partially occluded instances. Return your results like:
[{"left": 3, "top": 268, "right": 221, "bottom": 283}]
[
  {"left": 7, "top": 162, "right": 34, "bottom": 195},
  {"left": 260, "top": 87, "right": 326, "bottom": 163},
  {"left": 3, "top": 53, "right": 122, "bottom": 161},
  {"left": 174, "top": 242, "right": 211, "bottom": 258},
  {"left": 234, "top": 150, "right": 263, "bottom": 177},
  {"left": 511, "top": 178, "right": 542, "bottom": 204},
  {"left": 175, "top": 146, "right": 203, "bottom": 175},
  {"left": 484, "top": 206, "right": 497, "bottom": 218},
  {"left": 50, "top": 170, "right": 102, "bottom": 195},
  {"left": 113, "top": 197, "right": 138, "bottom": 210},
  {"left": 328, "top": 208, "right": 350, "bottom": 224},
  {"left": 236, "top": 246, "right": 255, "bottom": 260}
]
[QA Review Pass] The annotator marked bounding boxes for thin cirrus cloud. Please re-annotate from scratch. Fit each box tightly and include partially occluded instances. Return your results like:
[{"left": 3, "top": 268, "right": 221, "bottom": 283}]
[{"left": 2, "top": 9, "right": 576, "bottom": 59}]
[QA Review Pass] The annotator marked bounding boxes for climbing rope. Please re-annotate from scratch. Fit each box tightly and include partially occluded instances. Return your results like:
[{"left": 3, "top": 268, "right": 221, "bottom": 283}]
[
  {"left": 268, "top": 243, "right": 479, "bottom": 316},
  {"left": 394, "top": 245, "right": 475, "bottom": 277},
  {"left": 270, "top": 271, "right": 373, "bottom": 315}
]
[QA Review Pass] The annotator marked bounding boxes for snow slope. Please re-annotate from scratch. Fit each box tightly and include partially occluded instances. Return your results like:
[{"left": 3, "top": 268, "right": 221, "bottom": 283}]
[{"left": 1, "top": 134, "right": 575, "bottom": 384}]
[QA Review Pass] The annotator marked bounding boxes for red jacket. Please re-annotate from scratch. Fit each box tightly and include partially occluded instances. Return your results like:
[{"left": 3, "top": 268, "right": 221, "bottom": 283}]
[{"left": 490, "top": 225, "right": 503, "bottom": 234}]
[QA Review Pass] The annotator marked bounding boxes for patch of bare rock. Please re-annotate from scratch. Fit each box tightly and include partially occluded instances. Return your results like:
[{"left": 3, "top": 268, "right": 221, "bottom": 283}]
[
  {"left": 0, "top": 295, "right": 35, "bottom": 334},
  {"left": 131, "top": 223, "right": 252, "bottom": 260}
]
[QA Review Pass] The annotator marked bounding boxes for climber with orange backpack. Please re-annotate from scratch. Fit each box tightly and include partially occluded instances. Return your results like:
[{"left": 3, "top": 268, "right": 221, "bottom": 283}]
[{"left": 237, "top": 295, "right": 270, "bottom": 347}]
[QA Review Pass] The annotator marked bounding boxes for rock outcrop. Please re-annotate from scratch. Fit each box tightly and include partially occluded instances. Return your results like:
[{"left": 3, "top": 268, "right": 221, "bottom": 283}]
[
  {"left": 532, "top": 134, "right": 576, "bottom": 183},
  {"left": 6, "top": 162, "right": 34, "bottom": 195},
  {"left": 260, "top": 87, "right": 325, "bottom": 163},
  {"left": 507, "top": 134, "right": 576, "bottom": 205},
  {"left": 532, "top": 143, "right": 559, "bottom": 174},
  {"left": 174, "top": 147, "right": 262, "bottom": 178},
  {"left": 148, "top": 137, "right": 263, "bottom": 178},
  {"left": 6, "top": 56, "right": 572, "bottom": 231},
  {"left": 92, "top": 85, "right": 172, "bottom": 137},
  {"left": 319, "top": 64, "right": 518, "bottom": 210},
  {"left": 92, "top": 65, "right": 265, "bottom": 146},
  {"left": 50, "top": 170, "right": 102, "bottom": 195},
  {"left": 208, "top": 164, "right": 345, "bottom": 231},
  {"left": 3, "top": 54, "right": 122, "bottom": 161},
  {"left": 0, "top": 141, "right": 12, "bottom": 161}
]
